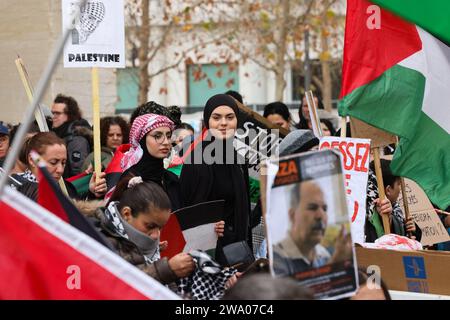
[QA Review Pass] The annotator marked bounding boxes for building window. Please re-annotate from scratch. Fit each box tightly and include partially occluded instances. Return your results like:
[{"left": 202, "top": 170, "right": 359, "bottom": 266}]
[
  {"left": 187, "top": 63, "right": 239, "bottom": 107},
  {"left": 115, "top": 67, "right": 139, "bottom": 113}
]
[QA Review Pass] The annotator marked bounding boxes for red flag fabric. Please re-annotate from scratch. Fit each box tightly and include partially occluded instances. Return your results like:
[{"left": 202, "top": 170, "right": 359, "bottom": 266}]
[
  {"left": 159, "top": 214, "right": 187, "bottom": 259},
  {"left": 0, "top": 186, "right": 179, "bottom": 300}
]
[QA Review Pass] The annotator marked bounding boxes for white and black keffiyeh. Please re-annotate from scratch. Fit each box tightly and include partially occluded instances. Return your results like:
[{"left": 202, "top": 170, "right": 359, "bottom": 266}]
[
  {"left": 176, "top": 267, "right": 237, "bottom": 300},
  {"left": 18, "top": 169, "right": 37, "bottom": 183}
]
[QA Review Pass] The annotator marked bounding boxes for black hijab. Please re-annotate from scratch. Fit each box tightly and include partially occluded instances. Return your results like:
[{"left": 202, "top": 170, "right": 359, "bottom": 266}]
[
  {"left": 203, "top": 94, "right": 239, "bottom": 129},
  {"left": 180, "top": 94, "right": 251, "bottom": 264},
  {"left": 123, "top": 136, "right": 165, "bottom": 186}
]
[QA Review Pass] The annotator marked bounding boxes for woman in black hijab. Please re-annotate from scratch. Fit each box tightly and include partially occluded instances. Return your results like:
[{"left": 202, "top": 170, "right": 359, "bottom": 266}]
[{"left": 180, "top": 94, "right": 251, "bottom": 266}]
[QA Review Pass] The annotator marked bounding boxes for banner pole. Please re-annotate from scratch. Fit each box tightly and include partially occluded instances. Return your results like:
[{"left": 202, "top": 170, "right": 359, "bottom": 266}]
[
  {"left": 91, "top": 67, "right": 102, "bottom": 183},
  {"left": 373, "top": 147, "right": 391, "bottom": 234}
]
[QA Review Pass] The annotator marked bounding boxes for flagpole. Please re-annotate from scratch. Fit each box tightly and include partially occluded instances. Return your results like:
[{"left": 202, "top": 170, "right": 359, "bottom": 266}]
[
  {"left": 0, "top": 0, "right": 86, "bottom": 197},
  {"left": 15, "top": 57, "right": 49, "bottom": 132}
]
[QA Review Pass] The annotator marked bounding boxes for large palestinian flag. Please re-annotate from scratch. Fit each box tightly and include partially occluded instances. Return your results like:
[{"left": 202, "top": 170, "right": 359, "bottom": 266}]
[
  {"left": 0, "top": 186, "right": 179, "bottom": 300},
  {"left": 339, "top": 0, "right": 450, "bottom": 209}
]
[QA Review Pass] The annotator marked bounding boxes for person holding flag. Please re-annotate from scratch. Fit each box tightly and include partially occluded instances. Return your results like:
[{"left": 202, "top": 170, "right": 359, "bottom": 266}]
[{"left": 77, "top": 176, "right": 196, "bottom": 286}]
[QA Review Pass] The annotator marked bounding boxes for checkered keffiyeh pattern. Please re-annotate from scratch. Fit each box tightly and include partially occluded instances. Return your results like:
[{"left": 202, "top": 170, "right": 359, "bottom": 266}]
[
  {"left": 121, "top": 114, "right": 175, "bottom": 171},
  {"left": 80, "top": 2, "right": 106, "bottom": 32},
  {"left": 176, "top": 267, "right": 237, "bottom": 300}
]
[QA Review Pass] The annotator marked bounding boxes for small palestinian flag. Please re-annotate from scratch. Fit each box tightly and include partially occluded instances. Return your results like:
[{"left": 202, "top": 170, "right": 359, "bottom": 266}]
[{"left": 160, "top": 200, "right": 224, "bottom": 259}]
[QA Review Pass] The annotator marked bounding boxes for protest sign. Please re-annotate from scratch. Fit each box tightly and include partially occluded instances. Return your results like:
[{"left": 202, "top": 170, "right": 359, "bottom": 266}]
[
  {"left": 234, "top": 101, "right": 288, "bottom": 205},
  {"left": 62, "top": 0, "right": 125, "bottom": 68},
  {"left": 349, "top": 117, "right": 396, "bottom": 148},
  {"left": 265, "top": 149, "right": 358, "bottom": 299},
  {"left": 398, "top": 178, "right": 450, "bottom": 246},
  {"left": 319, "top": 137, "right": 371, "bottom": 244}
]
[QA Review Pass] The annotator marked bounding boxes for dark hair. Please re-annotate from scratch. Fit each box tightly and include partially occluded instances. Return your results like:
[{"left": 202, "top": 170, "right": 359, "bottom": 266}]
[
  {"left": 297, "top": 94, "right": 324, "bottom": 129},
  {"left": 129, "top": 101, "right": 182, "bottom": 128},
  {"left": 320, "top": 118, "right": 336, "bottom": 136},
  {"left": 26, "top": 132, "right": 66, "bottom": 166},
  {"left": 225, "top": 90, "right": 243, "bottom": 104},
  {"left": 109, "top": 174, "right": 171, "bottom": 215},
  {"left": 100, "top": 116, "right": 129, "bottom": 147},
  {"left": 369, "top": 159, "right": 399, "bottom": 188},
  {"left": 112, "top": 176, "right": 171, "bottom": 216},
  {"left": 178, "top": 122, "right": 194, "bottom": 133},
  {"left": 222, "top": 273, "right": 314, "bottom": 300},
  {"left": 54, "top": 94, "right": 82, "bottom": 123},
  {"left": 8, "top": 122, "right": 41, "bottom": 145},
  {"left": 263, "top": 102, "right": 291, "bottom": 122}
]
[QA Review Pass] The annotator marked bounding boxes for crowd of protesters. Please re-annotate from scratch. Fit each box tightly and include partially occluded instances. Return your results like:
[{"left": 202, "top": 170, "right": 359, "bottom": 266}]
[{"left": 1, "top": 90, "right": 449, "bottom": 300}]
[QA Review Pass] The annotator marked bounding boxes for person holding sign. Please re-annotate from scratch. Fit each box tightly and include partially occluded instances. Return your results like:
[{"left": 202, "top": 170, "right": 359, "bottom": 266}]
[
  {"left": 180, "top": 94, "right": 251, "bottom": 266},
  {"left": 365, "top": 160, "right": 421, "bottom": 242},
  {"left": 273, "top": 181, "right": 352, "bottom": 275}
]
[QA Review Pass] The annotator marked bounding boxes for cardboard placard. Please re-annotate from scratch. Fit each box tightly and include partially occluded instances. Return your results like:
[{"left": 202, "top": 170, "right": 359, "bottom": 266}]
[
  {"left": 319, "top": 137, "right": 371, "bottom": 244},
  {"left": 350, "top": 117, "right": 396, "bottom": 148},
  {"left": 265, "top": 150, "right": 358, "bottom": 300},
  {"left": 62, "top": 0, "right": 125, "bottom": 68},
  {"left": 398, "top": 178, "right": 450, "bottom": 246},
  {"left": 356, "top": 246, "right": 450, "bottom": 296}
]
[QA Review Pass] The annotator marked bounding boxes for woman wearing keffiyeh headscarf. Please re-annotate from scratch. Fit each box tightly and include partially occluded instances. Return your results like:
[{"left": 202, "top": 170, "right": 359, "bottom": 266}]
[{"left": 110, "top": 113, "right": 182, "bottom": 210}]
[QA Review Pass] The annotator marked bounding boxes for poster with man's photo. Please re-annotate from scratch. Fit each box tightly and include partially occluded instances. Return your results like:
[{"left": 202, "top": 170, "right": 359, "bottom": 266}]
[
  {"left": 62, "top": 0, "right": 125, "bottom": 68},
  {"left": 265, "top": 149, "right": 358, "bottom": 299}
]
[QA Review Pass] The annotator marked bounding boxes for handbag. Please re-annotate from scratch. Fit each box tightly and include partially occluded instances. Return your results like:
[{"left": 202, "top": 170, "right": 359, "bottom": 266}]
[{"left": 222, "top": 241, "right": 255, "bottom": 270}]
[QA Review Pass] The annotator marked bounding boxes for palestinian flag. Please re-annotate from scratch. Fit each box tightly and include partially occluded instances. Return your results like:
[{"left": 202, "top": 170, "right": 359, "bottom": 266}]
[
  {"left": 66, "top": 171, "right": 92, "bottom": 196},
  {"left": 160, "top": 200, "right": 224, "bottom": 259},
  {"left": 339, "top": 0, "right": 450, "bottom": 209},
  {"left": 37, "top": 164, "right": 113, "bottom": 250},
  {"left": 104, "top": 143, "right": 130, "bottom": 190},
  {"left": 371, "top": 0, "right": 450, "bottom": 45},
  {"left": 66, "top": 144, "right": 131, "bottom": 198},
  {"left": 0, "top": 186, "right": 179, "bottom": 299}
]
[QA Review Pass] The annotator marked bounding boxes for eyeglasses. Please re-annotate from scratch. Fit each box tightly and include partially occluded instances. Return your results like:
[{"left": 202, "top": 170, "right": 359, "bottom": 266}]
[
  {"left": 0, "top": 136, "right": 9, "bottom": 143},
  {"left": 189, "top": 250, "right": 222, "bottom": 274},
  {"left": 51, "top": 111, "right": 66, "bottom": 117},
  {"left": 150, "top": 132, "right": 172, "bottom": 144}
]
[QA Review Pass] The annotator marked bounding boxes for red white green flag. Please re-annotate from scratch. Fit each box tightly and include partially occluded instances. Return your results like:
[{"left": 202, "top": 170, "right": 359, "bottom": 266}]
[{"left": 339, "top": 0, "right": 450, "bottom": 209}]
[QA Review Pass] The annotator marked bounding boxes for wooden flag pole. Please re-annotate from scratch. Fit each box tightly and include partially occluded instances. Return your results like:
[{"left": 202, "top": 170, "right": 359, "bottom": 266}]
[
  {"left": 340, "top": 117, "right": 347, "bottom": 138},
  {"left": 15, "top": 57, "right": 68, "bottom": 195},
  {"left": 15, "top": 57, "right": 49, "bottom": 132},
  {"left": 395, "top": 137, "right": 413, "bottom": 238},
  {"left": 305, "top": 91, "right": 323, "bottom": 137},
  {"left": 373, "top": 147, "right": 391, "bottom": 234},
  {"left": 91, "top": 67, "right": 102, "bottom": 183},
  {"left": 0, "top": 0, "right": 86, "bottom": 197}
]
